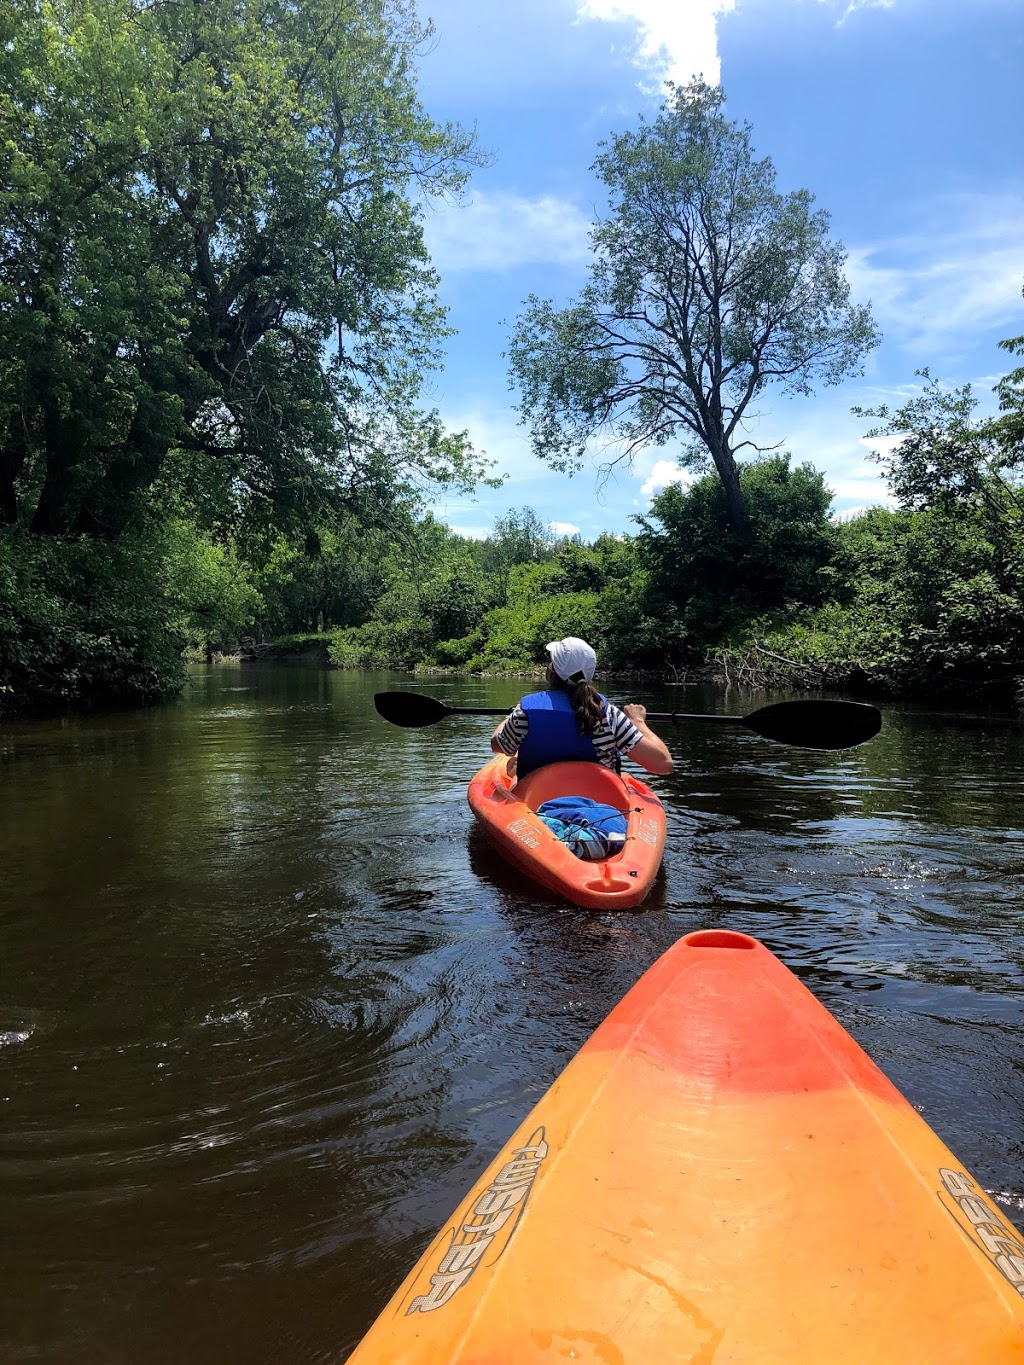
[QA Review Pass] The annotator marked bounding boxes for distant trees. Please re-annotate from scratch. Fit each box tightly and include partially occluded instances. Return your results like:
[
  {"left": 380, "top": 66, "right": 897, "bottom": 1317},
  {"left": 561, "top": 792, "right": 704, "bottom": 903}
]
[
  {"left": 324, "top": 507, "right": 644, "bottom": 672},
  {"left": 479, "top": 506, "right": 555, "bottom": 605},
  {"left": 508, "top": 81, "right": 878, "bottom": 536}
]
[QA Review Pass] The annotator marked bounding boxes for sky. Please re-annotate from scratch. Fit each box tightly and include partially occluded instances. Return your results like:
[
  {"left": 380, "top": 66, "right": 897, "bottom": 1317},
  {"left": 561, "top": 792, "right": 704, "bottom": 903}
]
[{"left": 409, "top": 0, "right": 1024, "bottom": 541}]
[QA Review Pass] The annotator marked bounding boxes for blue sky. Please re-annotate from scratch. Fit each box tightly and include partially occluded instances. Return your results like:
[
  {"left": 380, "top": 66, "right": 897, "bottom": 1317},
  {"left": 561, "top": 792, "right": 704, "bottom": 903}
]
[{"left": 410, "top": 0, "right": 1024, "bottom": 540}]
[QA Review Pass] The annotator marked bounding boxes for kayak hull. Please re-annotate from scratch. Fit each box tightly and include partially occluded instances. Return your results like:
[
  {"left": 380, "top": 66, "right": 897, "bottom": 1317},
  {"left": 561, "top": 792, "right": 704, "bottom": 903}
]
[
  {"left": 466, "top": 756, "right": 666, "bottom": 910},
  {"left": 347, "top": 930, "right": 1024, "bottom": 1363}
]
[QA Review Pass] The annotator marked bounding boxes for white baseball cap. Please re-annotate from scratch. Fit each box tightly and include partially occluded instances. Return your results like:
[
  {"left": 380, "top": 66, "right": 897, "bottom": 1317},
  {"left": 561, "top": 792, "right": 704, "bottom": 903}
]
[{"left": 546, "top": 637, "right": 597, "bottom": 683}]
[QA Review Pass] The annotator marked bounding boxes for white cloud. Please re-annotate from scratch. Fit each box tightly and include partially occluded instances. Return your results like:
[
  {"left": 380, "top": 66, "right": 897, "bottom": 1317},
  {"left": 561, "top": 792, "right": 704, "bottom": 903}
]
[
  {"left": 550, "top": 520, "right": 581, "bottom": 535},
  {"left": 847, "top": 196, "right": 1024, "bottom": 358},
  {"left": 432, "top": 405, "right": 563, "bottom": 481},
  {"left": 857, "top": 432, "right": 903, "bottom": 460},
  {"left": 576, "top": 0, "right": 734, "bottom": 87},
  {"left": 640, "top": 458, "right": 693, "bottom": 496},
  {"left": 827, "top": 472, "right": 896, "bottom": 508},
  {"left": 416, "top": 0, "right": 633, "bottom": 102},
  {"left": 442, "top": 522, "right": 492, "bottom": 541},
  {"left": 832, "top": 0, "right": 895, "bottom": 23},
  {"left": 422, "top": 191, "right": 591, "bottom": 274},
  {"left": 428, "top": 403, "right": 577, "bottom": 538}
]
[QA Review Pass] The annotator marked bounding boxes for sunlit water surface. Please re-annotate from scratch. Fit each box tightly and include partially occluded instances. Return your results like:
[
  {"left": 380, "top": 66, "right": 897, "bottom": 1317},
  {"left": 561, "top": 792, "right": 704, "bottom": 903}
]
[{"left": 2, "top": 664, "right": 1023, "bottom": 1362}]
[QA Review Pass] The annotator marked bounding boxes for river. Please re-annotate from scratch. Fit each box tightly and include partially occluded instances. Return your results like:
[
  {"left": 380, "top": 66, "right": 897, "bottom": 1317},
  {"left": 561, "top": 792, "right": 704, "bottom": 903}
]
[{"left": 2, "top": 663, "right": 1023, "bottom": 1362}]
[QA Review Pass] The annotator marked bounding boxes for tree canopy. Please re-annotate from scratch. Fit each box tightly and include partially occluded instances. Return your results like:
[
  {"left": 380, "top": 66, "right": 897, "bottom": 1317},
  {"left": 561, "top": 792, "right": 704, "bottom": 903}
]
[
  {"left": 0, "top": 0, "right": 489, "bottom": 540},
  {"left": 637, "top": 455, "right": 840, "bottom": 650},
  {"left": 508, "top": 80, "right": 879, "bottom": 534},
  {"left": 856, "top": 365, "right": 1024, "bottom": 528}
]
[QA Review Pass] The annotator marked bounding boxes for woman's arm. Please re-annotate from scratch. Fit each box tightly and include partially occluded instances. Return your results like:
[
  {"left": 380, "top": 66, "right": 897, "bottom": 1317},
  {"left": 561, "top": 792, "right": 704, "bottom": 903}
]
[
  {"left": 620, "top": 704, "right": 674, "bottom": 775},
  {"left": 491, "top": 706, "right": 528, "bottom": 754}
]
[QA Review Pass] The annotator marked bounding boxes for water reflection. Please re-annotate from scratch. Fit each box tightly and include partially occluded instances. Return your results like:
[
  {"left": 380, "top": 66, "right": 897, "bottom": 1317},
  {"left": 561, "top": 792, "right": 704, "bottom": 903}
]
[{"left": 1, "top": 663, "right": 1022, "bottom": 1363}]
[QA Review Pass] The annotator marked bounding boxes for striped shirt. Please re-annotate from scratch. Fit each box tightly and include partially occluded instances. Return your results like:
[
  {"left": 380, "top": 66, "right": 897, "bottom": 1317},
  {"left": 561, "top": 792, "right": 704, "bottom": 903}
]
[{"left": 493, "top": 700, "right": 643, "bottom": 770}]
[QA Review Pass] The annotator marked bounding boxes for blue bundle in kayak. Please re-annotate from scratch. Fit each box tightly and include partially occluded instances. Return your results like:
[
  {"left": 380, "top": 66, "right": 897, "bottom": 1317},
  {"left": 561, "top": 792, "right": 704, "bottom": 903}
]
[{"left": 536, "top": 797, "right": 629, "bottom": 861}]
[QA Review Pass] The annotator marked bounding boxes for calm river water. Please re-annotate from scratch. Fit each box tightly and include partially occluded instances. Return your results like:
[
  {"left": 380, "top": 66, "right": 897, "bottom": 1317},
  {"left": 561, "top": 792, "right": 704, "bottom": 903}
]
[{"left": 2, "top": 664, "right": 1023, "bottom": 1362}]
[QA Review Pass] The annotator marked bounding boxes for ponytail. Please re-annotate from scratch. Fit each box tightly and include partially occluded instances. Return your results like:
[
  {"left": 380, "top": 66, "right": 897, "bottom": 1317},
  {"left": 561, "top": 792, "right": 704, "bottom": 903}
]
[
  {"left": 568, "top": 677, "right": 603, "bottom": 735},
  {"left": 545, "top": 660, "right": 604, "bottom": 733}
]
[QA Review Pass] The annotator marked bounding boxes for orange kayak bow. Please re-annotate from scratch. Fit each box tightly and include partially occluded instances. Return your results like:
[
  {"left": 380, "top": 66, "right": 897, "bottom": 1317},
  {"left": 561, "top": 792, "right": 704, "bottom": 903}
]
[
  {"left": 466, "top": 756, "right": 667, "bottom": 910},
  {"left": 347, "top": 929, "right": 1024, "bottom": 1363}
]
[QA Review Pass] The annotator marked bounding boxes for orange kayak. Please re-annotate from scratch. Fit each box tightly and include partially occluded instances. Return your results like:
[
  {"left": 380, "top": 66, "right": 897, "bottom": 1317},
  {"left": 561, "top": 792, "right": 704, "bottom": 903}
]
[
  {"left": 466, "top": 756, "right": 666, "bottom": 910},
  {"left": 346, "top": 930, "right": 1024, "bottom": 1363}
]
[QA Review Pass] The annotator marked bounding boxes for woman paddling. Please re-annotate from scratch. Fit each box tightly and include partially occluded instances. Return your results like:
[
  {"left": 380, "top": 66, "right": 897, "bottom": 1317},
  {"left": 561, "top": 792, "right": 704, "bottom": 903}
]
[{"left": 490, "top": 637, "right": 673, "bottom": 778}]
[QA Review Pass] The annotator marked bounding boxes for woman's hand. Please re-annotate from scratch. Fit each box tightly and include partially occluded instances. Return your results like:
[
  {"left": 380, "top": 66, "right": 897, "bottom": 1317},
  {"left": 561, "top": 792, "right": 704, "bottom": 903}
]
[{"left": 621, "top": 703, "right": 674, "bottom": 775}]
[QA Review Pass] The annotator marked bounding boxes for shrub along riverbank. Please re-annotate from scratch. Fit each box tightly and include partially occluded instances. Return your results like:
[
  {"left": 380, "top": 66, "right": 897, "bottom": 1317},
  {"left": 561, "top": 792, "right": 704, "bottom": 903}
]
[{"left": 296, "top": 356, "right": 1024, "bottom": 709}]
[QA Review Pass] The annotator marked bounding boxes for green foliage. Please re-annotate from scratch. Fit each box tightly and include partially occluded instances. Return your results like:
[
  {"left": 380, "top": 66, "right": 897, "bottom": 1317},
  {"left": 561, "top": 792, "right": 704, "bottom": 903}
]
[
  {"left": 328, "top": 578, "right": 436, "bottom": 669},
  {"left": 0, "top": 0, "right": 489, "bottom": 541},
  {"left": 0, "top": 0, "right": 502, "bottom": 709},
  {"left": 455, "top": 593, "right": 603, "bottom": 674},
  {"left": 322, "top": 518, "right": 489, "bottom": 668},
  {"left": 855, "top": 372, "right": 1024, "bottom": 527},
  {"left": 0, "top": 515, "right": 268, "bottom": 708},
  {"left": 253, "top": 521, "right": 400, "bottom": 638},
  {"left": 839, "top": 504, "right": 1024, "bottom": 690},
  {"left": 475, "top": 506, "right": 557, "bottom": 605},
  {"left": 508, "top": 79, "right": 878, "bottom": 533},
  {"left": 718, "top": 497, "right": 1024, "bottom": 696},
  {"left": 636, "top": 456, "right": 841, "bottom": 659},
  {"left": 0, "top": 528, "right": 186, "bottom": 711},
  {"left": 161, "top": 519, "right": 263, "bottom": 654},
  {"left": 320, "top": 507, "right": 645, "bottom": 673}
]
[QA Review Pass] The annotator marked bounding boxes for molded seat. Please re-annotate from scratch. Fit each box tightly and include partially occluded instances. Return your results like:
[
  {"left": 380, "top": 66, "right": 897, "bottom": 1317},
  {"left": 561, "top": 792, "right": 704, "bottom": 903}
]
[{"left": 514, "top": 760, "right": 631, "bottom": 812}]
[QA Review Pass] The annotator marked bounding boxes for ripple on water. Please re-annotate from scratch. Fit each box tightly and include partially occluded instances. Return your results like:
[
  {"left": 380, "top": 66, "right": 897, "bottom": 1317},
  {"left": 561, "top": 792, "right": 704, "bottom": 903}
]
[{"left": 0, "top": 1029, "right": 32, "bottom": 1047}]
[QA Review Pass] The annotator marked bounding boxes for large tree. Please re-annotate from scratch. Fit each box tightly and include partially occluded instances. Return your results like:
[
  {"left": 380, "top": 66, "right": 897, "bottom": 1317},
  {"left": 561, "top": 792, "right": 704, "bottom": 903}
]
[
  {"left": 0, "top": 0, "right": 488, "bottom": 539},
  {"left": 508, "top": 81, "right": 879, "bottom": 535}
]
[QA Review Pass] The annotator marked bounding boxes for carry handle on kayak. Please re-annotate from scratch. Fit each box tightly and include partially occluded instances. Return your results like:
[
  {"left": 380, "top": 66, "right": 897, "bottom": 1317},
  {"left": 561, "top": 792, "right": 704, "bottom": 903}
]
[{"left": 373, "top": 692, "right": 881, "bottom": 750}]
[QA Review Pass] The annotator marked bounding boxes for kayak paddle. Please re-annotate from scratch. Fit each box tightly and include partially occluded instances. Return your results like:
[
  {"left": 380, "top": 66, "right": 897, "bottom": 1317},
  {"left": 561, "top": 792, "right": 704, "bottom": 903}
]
[{"left": 373, "top": 691, "right": 882, "bottom": 750}]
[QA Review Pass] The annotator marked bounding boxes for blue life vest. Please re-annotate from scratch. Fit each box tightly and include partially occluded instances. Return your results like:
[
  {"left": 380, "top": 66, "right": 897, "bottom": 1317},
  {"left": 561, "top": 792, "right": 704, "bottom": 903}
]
[{"left": 516, "top": 689, "right": 604, "bottom": 777}]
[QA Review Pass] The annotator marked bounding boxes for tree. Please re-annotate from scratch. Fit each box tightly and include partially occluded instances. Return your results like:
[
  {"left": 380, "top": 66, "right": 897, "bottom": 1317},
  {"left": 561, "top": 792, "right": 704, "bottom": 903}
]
[
  {"left": 636, "top": 455, "right": 840, "bottom": 653},
  {"left": 856, "top": 365, "right": 1024, "bottom": 532},
  {"left": 479, "top": 506, "right": 555, "bottom": 604},
  {"left": 0, "top": 0, "right": 489, "bottom": 539},
  {"left": 508, "top": 81, "right": 878, "bottom": 535}
]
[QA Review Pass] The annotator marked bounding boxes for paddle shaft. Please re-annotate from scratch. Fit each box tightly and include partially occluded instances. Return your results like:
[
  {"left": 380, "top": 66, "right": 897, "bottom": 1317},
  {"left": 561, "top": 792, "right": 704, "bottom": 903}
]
[
  {"left": 373, "top": 690, "right": 882, "bottom": 748},
  {"left": 648, "top": 712, "right": 750, "bottom": 725},
  {"left": 434, "top": 704, "right": 747, "bottom": 725},
  {"left": 439, "top": 705, "right": 509, "bottom": 717}
]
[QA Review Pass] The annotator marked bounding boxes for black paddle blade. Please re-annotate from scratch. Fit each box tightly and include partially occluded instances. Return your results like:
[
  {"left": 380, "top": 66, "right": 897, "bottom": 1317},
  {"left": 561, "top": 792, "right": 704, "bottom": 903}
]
[
  {"left": 373, "top": 691, "right": 451, "bottom": 728},
  {"left": 745, "top": 700, "right": 882, "bottom": 750}
]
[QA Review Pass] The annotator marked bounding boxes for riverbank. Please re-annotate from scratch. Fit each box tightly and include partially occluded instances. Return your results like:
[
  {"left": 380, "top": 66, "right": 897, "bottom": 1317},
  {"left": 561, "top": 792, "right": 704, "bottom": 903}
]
[
  {"left": 224, "top": 637, "right": 725, "bottom": 686},
  {"left": 226, "top": 638, "right": 1022, "bottom": 706},
  {"left": 4, "top": 633, "right": 1019, "bottom": 720}
]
